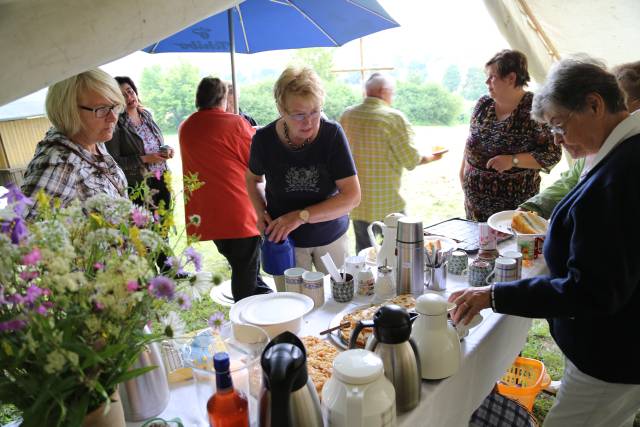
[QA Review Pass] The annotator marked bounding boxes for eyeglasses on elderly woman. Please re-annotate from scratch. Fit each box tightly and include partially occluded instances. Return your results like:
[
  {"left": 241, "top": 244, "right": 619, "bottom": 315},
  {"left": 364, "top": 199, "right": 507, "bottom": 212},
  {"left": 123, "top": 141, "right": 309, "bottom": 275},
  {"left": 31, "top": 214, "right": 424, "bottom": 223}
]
[
  {"left": 79, "top": 104, "right": 124, "bottom": 118},
  {"left": 287, "top": 109, "right": 322, "bottom": 122},
  {"left": 548, "top": 111, "right": 574, "bottom": 136}
]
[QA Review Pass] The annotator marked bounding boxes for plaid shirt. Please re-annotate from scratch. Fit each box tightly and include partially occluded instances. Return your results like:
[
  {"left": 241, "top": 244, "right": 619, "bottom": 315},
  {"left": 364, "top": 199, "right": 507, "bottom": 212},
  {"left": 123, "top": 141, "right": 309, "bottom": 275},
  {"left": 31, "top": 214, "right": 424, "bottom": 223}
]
[
  {"left": 340, "top": 97, "right": 421, "bottom": 222},
  {"left": 21, "top": 129, "right": 127, "bottom": 215}
]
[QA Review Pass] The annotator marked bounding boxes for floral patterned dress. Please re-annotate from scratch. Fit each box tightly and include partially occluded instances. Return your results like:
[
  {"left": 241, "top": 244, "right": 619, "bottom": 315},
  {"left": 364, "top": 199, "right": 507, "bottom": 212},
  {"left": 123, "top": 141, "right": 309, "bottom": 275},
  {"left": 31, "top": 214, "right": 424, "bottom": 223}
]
[{"left": 463, "top": 92, "right": 561, "bottom": 222}]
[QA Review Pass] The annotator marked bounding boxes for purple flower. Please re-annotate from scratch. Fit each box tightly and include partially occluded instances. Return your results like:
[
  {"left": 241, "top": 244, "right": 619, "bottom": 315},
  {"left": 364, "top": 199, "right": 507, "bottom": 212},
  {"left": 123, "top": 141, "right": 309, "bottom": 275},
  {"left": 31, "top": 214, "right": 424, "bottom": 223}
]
[
  {"left": 21, "top": 248, "right": 41, "bottom": 266},
  {"left": 1, "top": 217, "right": 28, "bottom": 244},
  {"left": 93, "top": 262, "right": 105, "bottom": 271},
  {"left": 131, "top": 207, "right": 150, "bottom": 227},
  {"left": 164, "top": 256, "right": 186, "bottom": 276},
  {"left": 93, "top": 300, "right": 105, "bottom": 311},
  {"left": 154, "top": 170, "right": 162, "bottom": 181},
  {"left": 176, "top": 293, "right": 191, "bottom": 310},
  {"left": 0, "top": 319, "right": 27, "bottom": 332},
  {"left": 35, "top": 305, "right": 48, "bottom": 315},
  {"left": 149, "top": 276, "right": 176, "bottom": 300},
  {"left": 25, "top": 284, "right": 43, "bottom": 304},
  {"left": 126, "top": 280, "right": 139, "bottom": 292},
  {"left": 208, "top": 311, "right": 225, "bottom": 331},
  {"left": 19, "top": 271, "right": 39, "bottom": 282},
  {"left": 184, "top": 247, "right": 202, "bottom": 272},
  {"left": 7, "top": 293, "right": 25, "bottom": 305},
  {"left": 2, "top": 183, "right": 33, "bottom": 216}
]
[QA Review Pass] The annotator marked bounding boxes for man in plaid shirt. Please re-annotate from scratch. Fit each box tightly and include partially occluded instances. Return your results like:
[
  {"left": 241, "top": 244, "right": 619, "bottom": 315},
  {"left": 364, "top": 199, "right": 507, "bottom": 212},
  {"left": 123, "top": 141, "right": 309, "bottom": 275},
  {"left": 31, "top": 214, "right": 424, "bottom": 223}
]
[{"left": 340, "top": 73, "right": 443, "bottom": 253}]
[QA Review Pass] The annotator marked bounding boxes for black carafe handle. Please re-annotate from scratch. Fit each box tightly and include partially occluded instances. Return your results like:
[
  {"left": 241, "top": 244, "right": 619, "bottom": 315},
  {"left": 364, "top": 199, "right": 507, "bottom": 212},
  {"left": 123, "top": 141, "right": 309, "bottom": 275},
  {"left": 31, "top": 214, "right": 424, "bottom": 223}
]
[{"left": 349, "top": 319, "right": 374, "bottom": 349}]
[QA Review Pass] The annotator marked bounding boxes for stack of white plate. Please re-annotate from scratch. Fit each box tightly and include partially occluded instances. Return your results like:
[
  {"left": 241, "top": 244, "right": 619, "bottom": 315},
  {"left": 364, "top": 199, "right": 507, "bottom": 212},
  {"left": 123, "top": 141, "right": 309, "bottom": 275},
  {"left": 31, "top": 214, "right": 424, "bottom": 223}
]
[{"left": 230, "top": 292, "right": 314, "bottom": 339}]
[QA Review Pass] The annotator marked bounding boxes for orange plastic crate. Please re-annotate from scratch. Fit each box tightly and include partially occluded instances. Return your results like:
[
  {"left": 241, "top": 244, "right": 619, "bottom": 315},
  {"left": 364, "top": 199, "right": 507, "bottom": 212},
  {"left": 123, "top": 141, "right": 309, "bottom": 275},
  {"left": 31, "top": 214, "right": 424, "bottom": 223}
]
[{"left": 496, "top": 356, "right": 551, "bottom": 411}]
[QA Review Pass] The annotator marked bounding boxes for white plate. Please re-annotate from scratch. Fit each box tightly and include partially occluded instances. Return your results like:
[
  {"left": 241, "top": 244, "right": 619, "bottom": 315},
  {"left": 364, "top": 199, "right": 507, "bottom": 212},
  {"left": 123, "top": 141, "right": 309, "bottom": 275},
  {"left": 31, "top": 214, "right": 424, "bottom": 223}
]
[
  {"left": 487, "top": 210, "right": 547, "bottom": 236},
  {"left": 240, "top": 292, "right": 314, "bottom": 326},
  {"left": 423, "top": 235, "right": 458, "bottom": 252},
  {"left": 358, "top": 246, "right": 378, "bottom": 266},
  {"left": 328, "top": 303, "right": 377, "bottom": 349}
]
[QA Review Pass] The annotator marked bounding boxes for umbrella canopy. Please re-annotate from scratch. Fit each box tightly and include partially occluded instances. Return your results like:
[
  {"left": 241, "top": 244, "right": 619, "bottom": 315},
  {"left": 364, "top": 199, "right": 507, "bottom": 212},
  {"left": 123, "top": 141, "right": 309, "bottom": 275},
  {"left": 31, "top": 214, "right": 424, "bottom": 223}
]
[
  {"left": 142, "top": 0, "right": 399, "bottom": 111},
  {"left": 143, "top": 0, "right": 399, "bottom": 54}
]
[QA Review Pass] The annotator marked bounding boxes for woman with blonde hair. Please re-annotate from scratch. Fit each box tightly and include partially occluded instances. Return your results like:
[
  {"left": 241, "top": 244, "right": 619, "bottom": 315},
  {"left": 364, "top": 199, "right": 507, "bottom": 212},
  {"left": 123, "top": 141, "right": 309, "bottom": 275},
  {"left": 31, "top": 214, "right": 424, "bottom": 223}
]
[
  {"left": 246, "top": 66, "right": 360, "bottom": 276},
  {"left": 21, "top": 69, "right": 127, "bottom": 214}
]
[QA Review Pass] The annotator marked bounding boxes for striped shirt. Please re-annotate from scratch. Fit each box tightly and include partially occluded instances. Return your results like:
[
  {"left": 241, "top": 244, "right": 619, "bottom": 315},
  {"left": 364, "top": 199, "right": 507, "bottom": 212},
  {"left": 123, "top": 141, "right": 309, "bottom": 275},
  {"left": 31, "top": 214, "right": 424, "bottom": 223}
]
[
  {"left": 21, "top": 129, "right": 127, "bottom": 215},
  {"left": 340, "top": 97, "right": 421, "bottom": 223}
]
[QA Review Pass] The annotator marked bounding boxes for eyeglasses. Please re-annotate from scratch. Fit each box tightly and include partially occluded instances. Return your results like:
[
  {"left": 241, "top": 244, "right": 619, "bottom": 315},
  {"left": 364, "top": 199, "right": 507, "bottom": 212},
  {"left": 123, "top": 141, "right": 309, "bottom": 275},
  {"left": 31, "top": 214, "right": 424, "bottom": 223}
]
[
  {"left": 79, "top": 104, "right": 124, "bottom": 118},
  {"left": 548, "top": 111, "right": 574, "bottom": 136},
  {"left": 287, "top": 109, "right": 322, "bottom": 122}
]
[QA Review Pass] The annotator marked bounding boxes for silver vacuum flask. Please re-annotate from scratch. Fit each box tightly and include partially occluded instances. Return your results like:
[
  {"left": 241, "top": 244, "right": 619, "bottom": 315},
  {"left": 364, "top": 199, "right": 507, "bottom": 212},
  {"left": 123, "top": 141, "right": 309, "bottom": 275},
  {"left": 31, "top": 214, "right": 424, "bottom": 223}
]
[{"left": 396, "top": 217, "right": 424, "bottom": 297}]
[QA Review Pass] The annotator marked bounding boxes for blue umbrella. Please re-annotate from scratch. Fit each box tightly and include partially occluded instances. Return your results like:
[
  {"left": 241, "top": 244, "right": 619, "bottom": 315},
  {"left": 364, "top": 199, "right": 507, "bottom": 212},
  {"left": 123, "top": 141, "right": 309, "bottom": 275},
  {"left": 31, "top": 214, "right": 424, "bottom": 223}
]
[{"left": 143, "top": 0, "right": 399, "bottom": 110}]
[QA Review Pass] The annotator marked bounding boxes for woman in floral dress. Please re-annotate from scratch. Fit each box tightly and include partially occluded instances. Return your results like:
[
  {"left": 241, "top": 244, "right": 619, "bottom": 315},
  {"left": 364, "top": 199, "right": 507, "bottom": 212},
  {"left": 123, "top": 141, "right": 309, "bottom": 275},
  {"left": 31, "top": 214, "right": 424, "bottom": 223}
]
[{"left": 460, "top": 50, "right": 561, "bottom": 222}]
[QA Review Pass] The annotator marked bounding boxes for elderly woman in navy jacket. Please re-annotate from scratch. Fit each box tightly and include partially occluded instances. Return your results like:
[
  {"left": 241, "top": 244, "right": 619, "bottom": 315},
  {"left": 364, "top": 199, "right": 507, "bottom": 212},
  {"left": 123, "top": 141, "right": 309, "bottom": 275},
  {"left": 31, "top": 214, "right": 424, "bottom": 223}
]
[{"left": 449, "top": 57, "right": 640, "bottom": 427}]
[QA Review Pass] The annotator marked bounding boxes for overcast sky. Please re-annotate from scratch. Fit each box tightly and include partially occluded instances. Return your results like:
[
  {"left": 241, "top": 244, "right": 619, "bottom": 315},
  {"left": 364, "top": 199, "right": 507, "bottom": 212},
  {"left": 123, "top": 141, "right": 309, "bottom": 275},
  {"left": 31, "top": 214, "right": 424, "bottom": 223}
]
[{"left": 102, "top": 0, "right": 508, "bottom": 83}]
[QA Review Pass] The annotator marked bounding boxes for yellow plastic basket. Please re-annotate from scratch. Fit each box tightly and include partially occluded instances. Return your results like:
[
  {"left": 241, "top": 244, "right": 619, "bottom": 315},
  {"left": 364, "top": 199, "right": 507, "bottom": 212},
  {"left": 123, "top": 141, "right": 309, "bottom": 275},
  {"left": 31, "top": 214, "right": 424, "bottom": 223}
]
[{"left": 496, "top": 356, "right": 551, "bottom": 411}]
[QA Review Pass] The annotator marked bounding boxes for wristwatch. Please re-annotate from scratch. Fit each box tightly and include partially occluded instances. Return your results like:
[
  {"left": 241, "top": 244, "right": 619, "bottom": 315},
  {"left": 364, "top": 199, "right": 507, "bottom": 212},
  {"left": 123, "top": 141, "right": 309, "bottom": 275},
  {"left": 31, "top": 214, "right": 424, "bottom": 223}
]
[
  {"left": 298, "top": 209, "right": 310, "bottom": 223},
  {"left": 512, "top": 155, "right": 519, "bottom": 166}
]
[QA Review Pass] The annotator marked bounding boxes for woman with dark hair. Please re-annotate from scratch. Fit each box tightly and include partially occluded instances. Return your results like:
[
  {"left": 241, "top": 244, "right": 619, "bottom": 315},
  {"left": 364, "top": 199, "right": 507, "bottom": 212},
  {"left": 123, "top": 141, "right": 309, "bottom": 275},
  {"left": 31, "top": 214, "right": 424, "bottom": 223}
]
[
  {"left": 460, "top": 49, "right": 561, "bottom": 221},
  {"left": 105, "top": 76, "right": 173, "bottom": 211},
  {"left": 451, "top": 57, "right": 640, "bottom": 427}
]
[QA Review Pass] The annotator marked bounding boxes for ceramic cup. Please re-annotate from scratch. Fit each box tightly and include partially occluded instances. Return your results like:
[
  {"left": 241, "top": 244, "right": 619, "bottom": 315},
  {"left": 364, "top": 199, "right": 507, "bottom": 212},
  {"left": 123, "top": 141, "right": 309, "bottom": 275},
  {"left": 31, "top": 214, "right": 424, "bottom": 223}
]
[
  {"left": 284, "top": 267, "right": 306, "bottom": 293},
  {"left": 466, "top": 259, "right": 493, "bottom": 287},
  {"left": 344, "top": 255, "right": 365, "bottom": 279},
  {"left": 516, "top": 235, "right": 537, "bottom": 261},
  {"left": 485, "top": 257, "right": 518, "bottom": 284},
  {"left": 478, "top": 222, "right": 498, "bottom": 250},
  {"left": 331, "top": 273, "right": 354, "bottom": 303},
  {"left": 501, "top": 250, "right": 523, "bottom": 279},
  {"left": 302, "top": 271, "right": 325, "bottom": 308},
  {"left": 447, "top": 250, "right": 468, "bottom": 275}
]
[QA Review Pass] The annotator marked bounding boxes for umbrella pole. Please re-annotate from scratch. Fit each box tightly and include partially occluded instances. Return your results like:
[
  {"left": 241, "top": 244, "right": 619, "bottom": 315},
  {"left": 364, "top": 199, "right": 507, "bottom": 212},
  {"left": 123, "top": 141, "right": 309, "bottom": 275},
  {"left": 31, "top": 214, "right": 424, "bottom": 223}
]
[{"left": 228, "top": 8, "right": 239, "bottom": 114}]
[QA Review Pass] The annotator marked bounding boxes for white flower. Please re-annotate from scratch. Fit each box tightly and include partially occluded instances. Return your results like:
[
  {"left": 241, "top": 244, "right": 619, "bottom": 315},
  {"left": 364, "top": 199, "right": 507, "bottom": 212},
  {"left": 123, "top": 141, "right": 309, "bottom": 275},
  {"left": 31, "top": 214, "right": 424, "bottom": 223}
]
[
  {"left": 84, "top": 194, "right": 133, "bottom": 225},
  {"left": 182, "top": 271, "right": 213, "bottom": 301},
  {"left": 160, "top": 311, "right": 185, "bottom": 337},
  {"left": 44, "top": 350, "right": 66, "bottom": 374},
  {"left": 138, "top": 229, "right": 165, "bottom": 253}
]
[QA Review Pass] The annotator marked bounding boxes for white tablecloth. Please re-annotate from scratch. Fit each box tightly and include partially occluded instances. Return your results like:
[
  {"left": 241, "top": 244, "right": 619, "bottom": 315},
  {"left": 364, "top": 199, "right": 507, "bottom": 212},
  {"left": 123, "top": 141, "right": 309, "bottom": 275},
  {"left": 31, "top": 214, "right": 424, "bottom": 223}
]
[{"left": 128, "top": 240, "right": 548, "bottom": 427}]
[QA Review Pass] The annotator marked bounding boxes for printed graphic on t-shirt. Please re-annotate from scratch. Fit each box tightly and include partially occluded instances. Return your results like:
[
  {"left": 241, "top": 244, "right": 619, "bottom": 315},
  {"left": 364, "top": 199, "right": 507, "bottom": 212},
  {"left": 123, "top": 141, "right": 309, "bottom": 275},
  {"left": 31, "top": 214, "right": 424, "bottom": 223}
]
[{"left": 285, "top": 166, "right": 320, "bottom": 193}]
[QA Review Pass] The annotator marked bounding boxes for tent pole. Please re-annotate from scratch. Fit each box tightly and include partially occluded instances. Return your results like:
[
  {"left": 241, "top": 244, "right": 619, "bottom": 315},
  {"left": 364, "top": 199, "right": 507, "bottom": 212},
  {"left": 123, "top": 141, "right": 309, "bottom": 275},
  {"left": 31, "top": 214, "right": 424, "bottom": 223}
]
[
  {"left": 516, "top": 0, "right": 560, "bottom": 61},
  {"left": 228, "top": 8, "right": 239, "bottom": 114}
]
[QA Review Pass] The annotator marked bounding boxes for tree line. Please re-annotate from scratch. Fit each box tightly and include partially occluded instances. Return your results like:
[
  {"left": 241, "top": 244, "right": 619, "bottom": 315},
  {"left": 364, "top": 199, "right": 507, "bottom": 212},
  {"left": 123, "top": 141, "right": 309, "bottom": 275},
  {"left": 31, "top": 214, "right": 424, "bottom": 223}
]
[{"left": 139, "top": 53, "right": 487, "bottom": 134}]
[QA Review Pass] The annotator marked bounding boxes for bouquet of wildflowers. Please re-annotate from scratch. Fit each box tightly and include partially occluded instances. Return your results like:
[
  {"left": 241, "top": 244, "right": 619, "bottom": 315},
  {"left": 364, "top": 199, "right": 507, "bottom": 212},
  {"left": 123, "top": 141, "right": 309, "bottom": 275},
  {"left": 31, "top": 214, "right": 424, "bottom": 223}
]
[{"left": 0, "top": 183, "right": 202, "bottom": 427}]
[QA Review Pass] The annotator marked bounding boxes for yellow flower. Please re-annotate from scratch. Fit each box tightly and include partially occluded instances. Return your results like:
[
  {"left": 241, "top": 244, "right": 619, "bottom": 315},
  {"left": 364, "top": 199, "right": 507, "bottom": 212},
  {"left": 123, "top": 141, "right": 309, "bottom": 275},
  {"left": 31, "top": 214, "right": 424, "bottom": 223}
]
[{"left": 129, "top": 227, "right": 147, "bottom": 257}]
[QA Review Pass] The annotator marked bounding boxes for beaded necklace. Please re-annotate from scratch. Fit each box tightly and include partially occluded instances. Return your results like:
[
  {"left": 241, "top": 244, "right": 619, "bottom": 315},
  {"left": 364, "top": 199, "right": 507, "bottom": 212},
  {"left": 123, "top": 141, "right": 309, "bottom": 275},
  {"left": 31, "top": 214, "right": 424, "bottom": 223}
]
[{"left": 283, "top": 121, "right": 310, "bottom": 150}]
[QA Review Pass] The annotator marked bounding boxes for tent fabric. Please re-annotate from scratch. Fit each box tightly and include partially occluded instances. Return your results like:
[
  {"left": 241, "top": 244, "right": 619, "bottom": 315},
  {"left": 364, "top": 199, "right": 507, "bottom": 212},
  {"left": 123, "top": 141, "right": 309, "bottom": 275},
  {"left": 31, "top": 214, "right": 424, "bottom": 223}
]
[
  {"left": 483, "top": 0, "right": 640, "bottom": 83},
  {"left": 0, "top": 0, "right": 238, "bottom": 107}
]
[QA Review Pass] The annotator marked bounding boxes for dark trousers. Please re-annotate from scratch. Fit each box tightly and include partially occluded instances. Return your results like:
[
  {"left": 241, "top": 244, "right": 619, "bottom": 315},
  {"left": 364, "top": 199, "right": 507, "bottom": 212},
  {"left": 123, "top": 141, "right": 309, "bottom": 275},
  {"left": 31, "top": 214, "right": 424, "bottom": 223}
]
[
  {"left": 214, "top": 236, "right": 272, "bottom": 302},
  {"left": 353, "top": 219, "right": 373, "bottom": 254}
]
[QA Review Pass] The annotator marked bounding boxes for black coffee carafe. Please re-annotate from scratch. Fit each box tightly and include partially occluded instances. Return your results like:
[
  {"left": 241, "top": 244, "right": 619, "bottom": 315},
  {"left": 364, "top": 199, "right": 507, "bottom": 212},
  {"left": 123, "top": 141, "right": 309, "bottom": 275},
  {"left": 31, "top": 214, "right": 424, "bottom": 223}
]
[{"left": 259, "top": 331, "right": 323, "bottom": 427}]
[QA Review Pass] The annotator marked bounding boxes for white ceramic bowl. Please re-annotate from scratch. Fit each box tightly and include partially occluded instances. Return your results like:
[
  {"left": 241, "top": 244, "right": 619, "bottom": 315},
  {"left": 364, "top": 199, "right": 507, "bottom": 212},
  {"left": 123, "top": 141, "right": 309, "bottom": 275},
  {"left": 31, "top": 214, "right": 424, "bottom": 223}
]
[{"left": 231, "top": 292, "right": 313, "bottom": 339}]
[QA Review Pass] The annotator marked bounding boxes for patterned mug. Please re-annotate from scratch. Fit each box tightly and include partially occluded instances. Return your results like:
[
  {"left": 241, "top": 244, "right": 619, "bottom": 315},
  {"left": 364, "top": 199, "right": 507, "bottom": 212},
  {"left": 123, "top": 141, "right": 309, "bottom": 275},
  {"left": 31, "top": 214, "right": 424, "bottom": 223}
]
[
  {"left": 466, "top": 259, "right": 493, "bottom": 287},
  {"left": 448, "top": 250, "right": 468, "bottom": 275}
]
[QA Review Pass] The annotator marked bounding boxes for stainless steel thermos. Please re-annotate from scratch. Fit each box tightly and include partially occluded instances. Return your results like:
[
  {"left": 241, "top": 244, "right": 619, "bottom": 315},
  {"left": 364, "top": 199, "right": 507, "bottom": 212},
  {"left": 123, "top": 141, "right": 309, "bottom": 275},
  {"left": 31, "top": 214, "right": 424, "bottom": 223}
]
[{"left": 395, "top": 217, "right": 424, "bottom": 297}]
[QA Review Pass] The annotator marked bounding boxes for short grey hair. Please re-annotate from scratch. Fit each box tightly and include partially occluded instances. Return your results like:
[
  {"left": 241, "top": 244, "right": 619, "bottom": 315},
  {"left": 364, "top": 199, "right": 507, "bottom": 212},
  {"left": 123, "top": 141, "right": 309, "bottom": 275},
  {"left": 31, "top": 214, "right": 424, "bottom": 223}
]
[
  {"left": 365, "top": 73, "right": 395, "bottom": 95},
  {"left": 532, "top": 56, "right": 626, "bottom": 122}
]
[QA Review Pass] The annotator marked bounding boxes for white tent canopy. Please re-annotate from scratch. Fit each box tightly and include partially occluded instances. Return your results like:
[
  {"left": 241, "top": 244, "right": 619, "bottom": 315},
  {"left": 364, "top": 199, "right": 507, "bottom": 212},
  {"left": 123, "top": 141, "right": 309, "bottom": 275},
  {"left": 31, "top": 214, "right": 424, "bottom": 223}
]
[
  {"left": 483, "top": 0, "right": 640, "bottom": 83},
  {"left": 1, "top": 0, "right": 639, "bottom": 107},
  {"left": 0, "top": 0, "right": 237, "bottom": 107}
]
